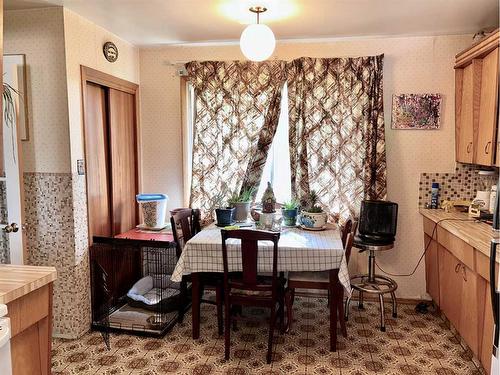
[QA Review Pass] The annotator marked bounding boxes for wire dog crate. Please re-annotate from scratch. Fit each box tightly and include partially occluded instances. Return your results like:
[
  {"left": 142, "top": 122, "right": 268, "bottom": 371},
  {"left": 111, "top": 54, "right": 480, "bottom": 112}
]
[{"left": 90, "top": 236, "right": 186, "bottom": 346}]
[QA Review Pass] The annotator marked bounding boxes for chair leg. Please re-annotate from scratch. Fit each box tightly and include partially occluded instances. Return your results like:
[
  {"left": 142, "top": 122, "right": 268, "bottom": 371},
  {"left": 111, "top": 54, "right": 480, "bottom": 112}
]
[
  {"left": 344, "top": 292, "right": 352, "bottom": 321},
  {"left": 338, "top": 287, "right": 347, "bottom": 338},
  {"left": 330, "top": 283, "right": 338, "bottom": 352},
  {"left": 224, "top": 298, "right": 231, "bottom": 360},
  {"left": 278, "top": 295, "right": 285, "bottom": 334},
  {"left": 216, "top": 284, "right": 223, "bottom": 336},
  {"left": 177, "top": 279, "right": 187, "bottom": 323},
  {"left": 284, "top": 288, "right": 294, "bottom": 332},
  {"left": 267, "top": 306, "right": 276, "bottom": 364}
]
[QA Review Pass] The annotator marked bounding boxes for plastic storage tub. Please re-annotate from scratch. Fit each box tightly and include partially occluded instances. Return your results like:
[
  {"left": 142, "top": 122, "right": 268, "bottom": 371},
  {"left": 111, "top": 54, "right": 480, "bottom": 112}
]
[{"left": 136, "top": 194, "right": 169, "bottom": 228}]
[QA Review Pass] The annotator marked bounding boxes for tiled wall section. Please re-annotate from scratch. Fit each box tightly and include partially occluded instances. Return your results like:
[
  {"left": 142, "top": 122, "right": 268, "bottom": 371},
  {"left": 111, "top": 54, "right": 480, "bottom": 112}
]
[
  {"left": 23, "top": 172, "right": 90, "bottom": 338},
  {"left": 418, "top": 163, "right": 498, "bottom": 207},
  {"left": 0, "top": 181, "right": 9, "bottom": 264}
]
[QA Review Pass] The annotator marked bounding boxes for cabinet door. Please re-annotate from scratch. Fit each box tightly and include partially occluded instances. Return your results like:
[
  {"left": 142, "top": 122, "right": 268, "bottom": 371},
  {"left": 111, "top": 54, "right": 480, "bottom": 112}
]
[
  {"left": 438, "top": 246, "right": 463, "bottom": 329},
  {"left": 455, "top": 64, "right": 476, "bottom": 163},
  {"left": 84, "top": 82, "right": 112, "bottom": 239},
  {"left": 108, "top": 89, "right": 139, "bottom": 235},
  {"left": 458, "top": 264, "right": 484, "bottom": 357},
  {"left": 475, "top": 48, "right": 499, "bottom": 166},
  {"left": 480, "top": 282, "right": 494, "bottom": 375},
  {"left": 424, "top": 234, "right": 440, "bottom": 304}
]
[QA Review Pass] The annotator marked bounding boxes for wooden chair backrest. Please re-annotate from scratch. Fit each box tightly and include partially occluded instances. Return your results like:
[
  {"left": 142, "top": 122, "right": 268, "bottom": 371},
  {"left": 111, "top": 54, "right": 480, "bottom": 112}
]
[
  {"left": 170, "top": 208, "right": 201, "bottom": 257},
  {"left": 221, "top": 229, "right": 280, "bottom": 295}
]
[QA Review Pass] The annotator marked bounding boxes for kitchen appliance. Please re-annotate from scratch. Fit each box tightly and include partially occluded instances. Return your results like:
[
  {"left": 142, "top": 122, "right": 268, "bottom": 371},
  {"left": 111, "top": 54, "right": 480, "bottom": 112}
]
[
  {"left": 358, "top": 200, "right": 398, "bottom": 244},
  {"left": 490, "top": 182, "right": 499, "bottom": 374},
  {"left": 0, "top": 304, "right": 12, "bottom": 375}
]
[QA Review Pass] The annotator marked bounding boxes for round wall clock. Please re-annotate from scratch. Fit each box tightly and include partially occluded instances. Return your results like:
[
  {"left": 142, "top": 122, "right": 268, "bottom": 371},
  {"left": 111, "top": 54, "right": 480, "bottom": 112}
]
[{"left": 103, "top": 42, "right": 118, "bottom": 63}]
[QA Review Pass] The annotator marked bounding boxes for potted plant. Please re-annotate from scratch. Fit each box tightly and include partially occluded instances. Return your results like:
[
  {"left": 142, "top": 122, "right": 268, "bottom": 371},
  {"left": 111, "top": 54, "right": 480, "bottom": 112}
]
[
  {"left": 299, "top": 190, "right": 327, "bottom": 230},
  {"left": 281, "top": 199, "right": 299, "bottom": 227},
  {"left": 213, "top": 189, "right": 236, "bottom": 226},
  {"left": 229, "top": 187, "right": 255, "bottom": 222}
]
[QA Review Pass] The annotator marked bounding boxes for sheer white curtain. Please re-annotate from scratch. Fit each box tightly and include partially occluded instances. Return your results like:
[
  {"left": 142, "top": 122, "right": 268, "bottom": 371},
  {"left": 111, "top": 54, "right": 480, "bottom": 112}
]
[{"left": 255, "top": 84, "right": 292, "bottom": 204}]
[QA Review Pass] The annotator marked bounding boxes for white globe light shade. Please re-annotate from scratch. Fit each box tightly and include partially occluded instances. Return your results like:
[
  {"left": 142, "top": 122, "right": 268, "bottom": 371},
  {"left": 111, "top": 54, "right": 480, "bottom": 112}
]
[{"left": 240, "top": 24, "right": 276, "bottom": 62}]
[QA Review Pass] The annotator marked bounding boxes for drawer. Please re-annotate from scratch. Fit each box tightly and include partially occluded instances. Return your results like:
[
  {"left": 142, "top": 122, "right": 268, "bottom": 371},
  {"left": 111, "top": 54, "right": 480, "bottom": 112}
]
[
  {"left": 423, "top": 217, "right": 438, "bottom": 238},
  {"left": 436, "top": 226, "right": 474, "bottom": 270},
  {"left": 475, "top": 249, "right": 499, "bottom": 282}
]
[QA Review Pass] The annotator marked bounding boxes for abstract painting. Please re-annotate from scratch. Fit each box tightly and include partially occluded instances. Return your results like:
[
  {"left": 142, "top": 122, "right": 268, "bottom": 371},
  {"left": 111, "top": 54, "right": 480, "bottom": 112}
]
[{"left": 392, "top": 93, "right": 441, "bottom": 130}]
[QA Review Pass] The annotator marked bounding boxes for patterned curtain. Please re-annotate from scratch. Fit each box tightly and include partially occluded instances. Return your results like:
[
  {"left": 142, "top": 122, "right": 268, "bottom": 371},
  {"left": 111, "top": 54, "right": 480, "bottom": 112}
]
[
  {"left": 186, "top": 61, "right": 286, "bottom": 220},
  {"left": 287, "top": 55, "right": 387, "bottom": 221}
]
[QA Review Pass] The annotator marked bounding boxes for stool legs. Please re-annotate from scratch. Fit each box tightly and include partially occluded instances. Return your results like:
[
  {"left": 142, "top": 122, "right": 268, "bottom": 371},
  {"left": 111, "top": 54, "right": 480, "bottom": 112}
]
[
  {"left": 390, "top": 291, "right": 398, "bottom": 318},
  {"left": 378, "top": 294, "right": 386, "bottom": 332}
]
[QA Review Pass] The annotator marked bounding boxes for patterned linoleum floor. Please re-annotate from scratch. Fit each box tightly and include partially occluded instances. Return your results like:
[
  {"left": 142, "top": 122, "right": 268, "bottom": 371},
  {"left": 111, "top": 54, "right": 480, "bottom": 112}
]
[{"left": 52, "top": 297, "right": 485, "bottom": 375}]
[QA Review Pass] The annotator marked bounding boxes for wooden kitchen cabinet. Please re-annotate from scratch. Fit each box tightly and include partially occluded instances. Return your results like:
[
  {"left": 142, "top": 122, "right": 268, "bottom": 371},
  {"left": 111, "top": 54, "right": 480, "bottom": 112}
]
[
  {"left": 424, "top": 235, "right": 440, "bottom": 304},
  {"left": 438, "top": 247, "right": 463, "bottom": 329},
  {"left": 480, "top": 282, "right": 494, "bottom": 375},
  {"left": 458, "top": 263, "right": 484, "bottom": 356},
  {"left": 421, "top": 209, "right": 497, "bottom": 374},
  {"left": 455, "top": 30, "right": 499, "bottom": 166},
  {"left": 475, "top": 48, "right": 499, "bottom": 165}
]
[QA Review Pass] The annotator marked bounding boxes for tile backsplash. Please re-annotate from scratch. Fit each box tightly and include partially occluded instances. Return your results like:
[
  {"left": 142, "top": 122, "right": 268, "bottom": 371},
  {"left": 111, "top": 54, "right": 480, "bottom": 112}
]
[{"left": 419, "top": 163, "right": 498, "bottom": 207}]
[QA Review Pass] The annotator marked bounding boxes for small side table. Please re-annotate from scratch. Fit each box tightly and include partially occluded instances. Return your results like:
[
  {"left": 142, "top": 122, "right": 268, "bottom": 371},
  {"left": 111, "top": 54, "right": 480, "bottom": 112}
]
[{"left": 345, "top": 237, "right": 398, "bottom": 332}]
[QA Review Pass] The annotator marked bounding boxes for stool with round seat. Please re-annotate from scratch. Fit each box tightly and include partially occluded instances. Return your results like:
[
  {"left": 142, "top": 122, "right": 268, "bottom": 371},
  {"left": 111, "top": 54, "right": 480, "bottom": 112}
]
[{"left": 344, "top": 235, "right": 398, "bottom": 332}]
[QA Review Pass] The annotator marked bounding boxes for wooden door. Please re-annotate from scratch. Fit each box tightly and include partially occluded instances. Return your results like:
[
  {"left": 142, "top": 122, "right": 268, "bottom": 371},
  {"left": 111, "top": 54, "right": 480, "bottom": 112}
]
[
  {"left": 475, "top": 48, "right": 499, "bottom": 166},
  {"left": 84, "top": 83, "right": 112, "bottom": 239},
  {"left": 108, "top": 89, "right": 138, "bottom": 234},
  {"left": 458, "top": 263, "right": 484, "bottom": 357},
  {"left": 480, "top": 281, "right": 494, "bottom": 375},
  {"left": 424, "top": 235, "right": 440, "bottom": 304},
  {"left": 455, "top": 64, "right": 476, "bottom": 163},
  {"left": 438, "top": 246, "right": 463, "bottom": 329}
]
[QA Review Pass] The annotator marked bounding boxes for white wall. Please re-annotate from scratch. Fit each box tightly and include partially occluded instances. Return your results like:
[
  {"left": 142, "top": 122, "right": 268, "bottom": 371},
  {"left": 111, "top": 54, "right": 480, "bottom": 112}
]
[
  {"left": 139, "top": 34, "right": 473, "bottom": 299},
  {"left": 4, "top": 8, "right": 70, "bottom": 173}
]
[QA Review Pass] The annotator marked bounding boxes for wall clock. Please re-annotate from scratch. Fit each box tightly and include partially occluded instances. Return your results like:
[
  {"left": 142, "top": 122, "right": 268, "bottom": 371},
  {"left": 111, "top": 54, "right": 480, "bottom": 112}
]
[{"left": 103, "top": 42, "right": 118, "bottom": 63}]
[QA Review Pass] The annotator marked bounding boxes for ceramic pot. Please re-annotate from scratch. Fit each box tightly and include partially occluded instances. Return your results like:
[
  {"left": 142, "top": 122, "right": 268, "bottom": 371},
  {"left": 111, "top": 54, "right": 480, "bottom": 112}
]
[
  {"left": 215, "top": 207, "right": 235, "bottom": 226},
  {"left": 250, "top": 207, "right": 261, "bottom": 222},
  {"left": 281, "top": 208, "right": 298, "bottom": 226},
  {"left": 233, "top": 202, "right": 251, "bottom": 222},
  {"left": 299, "top": 211, "right": 327, "bottom": 229}
]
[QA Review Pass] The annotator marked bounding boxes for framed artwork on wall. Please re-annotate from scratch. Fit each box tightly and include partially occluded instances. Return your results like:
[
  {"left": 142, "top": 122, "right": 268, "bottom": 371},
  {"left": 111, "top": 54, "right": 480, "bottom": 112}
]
[
  {"left": 4, "top": 54, "right": 29, "bottom": 141},
  {"left": 391, "top": 93, "right": 441, "bottom": 130}
]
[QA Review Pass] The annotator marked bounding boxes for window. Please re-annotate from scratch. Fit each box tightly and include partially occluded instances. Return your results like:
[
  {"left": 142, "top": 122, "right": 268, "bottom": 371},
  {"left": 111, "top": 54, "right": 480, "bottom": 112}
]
[
  {"left": 255, "top": 84, "right": 291, "bottom": 203},
  {"left": 184, "top": 82, "right": 292, "bottom": 204}
]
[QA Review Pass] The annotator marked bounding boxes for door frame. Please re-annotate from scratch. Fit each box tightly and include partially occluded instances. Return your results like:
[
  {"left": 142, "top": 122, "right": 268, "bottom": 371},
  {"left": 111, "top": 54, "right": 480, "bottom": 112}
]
[{"left": 80, "top": 66, "right": 141, "bottom": 243}]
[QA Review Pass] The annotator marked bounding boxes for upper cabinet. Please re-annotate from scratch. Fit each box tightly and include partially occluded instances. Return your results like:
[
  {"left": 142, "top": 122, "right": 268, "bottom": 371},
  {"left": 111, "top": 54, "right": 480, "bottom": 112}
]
[{"left": 455, "top": 30, "right": 499, "bottom": 166}]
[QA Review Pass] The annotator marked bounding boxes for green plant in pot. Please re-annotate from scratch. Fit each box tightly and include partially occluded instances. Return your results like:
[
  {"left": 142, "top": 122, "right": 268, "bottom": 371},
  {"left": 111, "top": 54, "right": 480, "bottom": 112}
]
[
  {"left": 299, "top": 190, "right": 327, "bottom": 229},
  {"left": 229, "top": 187, "right": 255, "bottom": 222},
  {"left": 281, "top": 199, "right": 299, "bottom": 227},
  {"left": 213, "top": 188, "right": 236, "bottom": 226}
]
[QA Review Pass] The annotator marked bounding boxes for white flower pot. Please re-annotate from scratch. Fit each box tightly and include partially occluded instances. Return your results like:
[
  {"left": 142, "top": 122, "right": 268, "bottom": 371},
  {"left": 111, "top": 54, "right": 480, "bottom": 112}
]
[{"left": 299, "top": 211, "right": 327, "bottom": 229}]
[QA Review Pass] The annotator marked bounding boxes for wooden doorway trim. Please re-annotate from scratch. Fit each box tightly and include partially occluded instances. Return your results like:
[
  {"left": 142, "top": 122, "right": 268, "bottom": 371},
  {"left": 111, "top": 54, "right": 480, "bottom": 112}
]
[{"left": 80, "top": 66, "right": 142, "bottom": 243}]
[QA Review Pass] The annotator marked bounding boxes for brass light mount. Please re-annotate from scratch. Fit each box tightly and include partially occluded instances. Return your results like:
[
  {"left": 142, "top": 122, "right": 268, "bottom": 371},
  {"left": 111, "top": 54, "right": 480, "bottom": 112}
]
[{"left": 249, "top": 6, "right": 268, "bottom": 24}]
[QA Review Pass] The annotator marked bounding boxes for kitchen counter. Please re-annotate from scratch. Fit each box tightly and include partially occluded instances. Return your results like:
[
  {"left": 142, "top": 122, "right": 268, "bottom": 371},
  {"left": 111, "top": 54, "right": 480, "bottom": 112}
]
[
  {"left": 0, "top": 264, "right": 57, "bottom": 375},
  {"left": 0, "top": 264, "right": 57, "bottom": 304},
  {"left": 419, "top": 208, "right": 499, "bottom": 263}
]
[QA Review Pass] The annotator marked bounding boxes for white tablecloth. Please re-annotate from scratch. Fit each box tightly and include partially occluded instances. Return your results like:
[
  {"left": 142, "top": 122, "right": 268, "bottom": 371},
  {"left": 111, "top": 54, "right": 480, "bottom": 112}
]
[{"left": 171, "top": 224, "right": 351, "bottom": 296}]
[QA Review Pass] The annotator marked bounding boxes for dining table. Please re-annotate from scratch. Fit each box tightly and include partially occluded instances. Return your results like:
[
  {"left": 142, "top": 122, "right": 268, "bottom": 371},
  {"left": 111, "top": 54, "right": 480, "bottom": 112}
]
[{"left": 170, "top": 222, "right": 351, "bottom": 339}]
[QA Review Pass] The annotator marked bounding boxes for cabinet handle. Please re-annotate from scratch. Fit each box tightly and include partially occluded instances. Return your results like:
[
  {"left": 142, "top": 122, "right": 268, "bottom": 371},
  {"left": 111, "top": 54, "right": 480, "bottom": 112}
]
[
  {"left": 461, "top": 265, "right": 467, "bottom": 282},
  {"left": 485, "top": 141, "right": 491, "bottom": 155},
  {"left": 466, "top": 142, "right": 472, "bottom": 153},
  {"left": 455, "top": 263, "right": 461, "bottom": 273}
]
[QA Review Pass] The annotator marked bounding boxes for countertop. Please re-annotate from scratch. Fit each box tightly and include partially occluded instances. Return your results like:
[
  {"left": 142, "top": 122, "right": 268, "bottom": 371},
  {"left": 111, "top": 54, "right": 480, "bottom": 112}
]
[
  {"left": 419, "top": 208, "right": 499, "bottom": 263},
  {"left": 0, "top": 264, "right": 57, "bottom": 304}
]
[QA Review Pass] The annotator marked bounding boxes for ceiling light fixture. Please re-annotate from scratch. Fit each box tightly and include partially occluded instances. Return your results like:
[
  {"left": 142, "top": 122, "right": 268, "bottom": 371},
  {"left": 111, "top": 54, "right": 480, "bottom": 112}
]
[{"left": 240, "top": 6, "right": 276, "bottom": 62}]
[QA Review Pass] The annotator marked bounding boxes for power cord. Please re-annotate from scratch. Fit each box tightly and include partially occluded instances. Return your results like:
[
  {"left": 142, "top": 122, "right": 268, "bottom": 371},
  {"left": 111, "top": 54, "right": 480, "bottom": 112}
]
[{"left": 373, "top": 217, "right": 476, "bottom": 277}]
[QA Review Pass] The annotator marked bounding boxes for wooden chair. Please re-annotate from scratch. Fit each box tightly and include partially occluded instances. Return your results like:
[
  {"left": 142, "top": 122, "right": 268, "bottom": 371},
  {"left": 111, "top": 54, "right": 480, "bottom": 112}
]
[
  {"left": 284, "top": 224, "right": 354, "bottom": 351},
  {"left": 220, "top": 229, "right": 284, "bottom": 364},
  {"left": 170, "top": 208, "right": 223, "bottom": 334}
]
